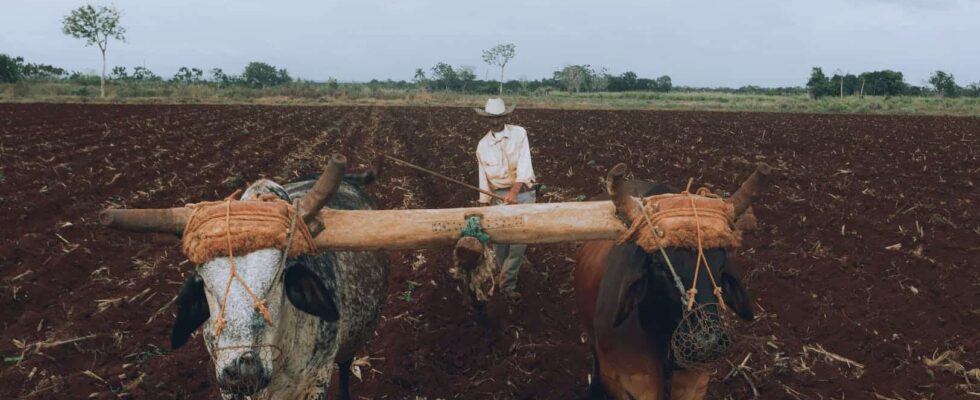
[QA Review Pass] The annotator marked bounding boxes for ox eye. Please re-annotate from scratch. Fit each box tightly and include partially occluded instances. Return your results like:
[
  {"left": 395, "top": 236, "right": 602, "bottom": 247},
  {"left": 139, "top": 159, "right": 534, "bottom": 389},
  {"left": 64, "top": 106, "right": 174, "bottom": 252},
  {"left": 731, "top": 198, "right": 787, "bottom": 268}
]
[
  {"left": 192, "top": 267, "right": 211, "bottom": 289},
  {"left": 279, "top": 259, "right": 301, "bottom": 281}
]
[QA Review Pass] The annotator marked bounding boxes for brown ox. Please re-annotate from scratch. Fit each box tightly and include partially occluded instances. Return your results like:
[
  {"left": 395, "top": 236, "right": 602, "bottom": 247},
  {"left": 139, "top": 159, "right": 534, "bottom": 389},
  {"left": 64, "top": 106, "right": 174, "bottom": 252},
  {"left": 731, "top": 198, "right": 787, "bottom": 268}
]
[{"left": 575, "top": 166, "right": 767, "bottom": 400}]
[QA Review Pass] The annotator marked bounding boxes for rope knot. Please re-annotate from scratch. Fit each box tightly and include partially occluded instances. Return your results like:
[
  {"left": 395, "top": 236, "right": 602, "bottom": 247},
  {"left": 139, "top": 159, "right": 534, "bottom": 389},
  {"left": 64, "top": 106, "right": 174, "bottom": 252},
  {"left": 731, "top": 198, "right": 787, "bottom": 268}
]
[
  {"left": 713, "top": 287, "right": 728, "bottom": 310},
  {"left": 202, "top": 195, "right": 305, "bottom": 337},
  {"left": 253, "top": 299, "right": 273, "bottom": 324},
  {"left": 214, "top": 317, "right": 227, "bottom": 337},
  {"left": 460, "top": 215, "right": 491, "bottom": 243}
]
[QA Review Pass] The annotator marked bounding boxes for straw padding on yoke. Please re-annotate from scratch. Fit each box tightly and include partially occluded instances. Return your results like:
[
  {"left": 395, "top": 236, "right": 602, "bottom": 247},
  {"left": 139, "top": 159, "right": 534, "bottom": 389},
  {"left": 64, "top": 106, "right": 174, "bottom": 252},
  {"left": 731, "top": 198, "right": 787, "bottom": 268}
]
[
  {"left": 182, "top": 194, "right": 318, "bottom": 264},
  {"left": 616, "top": 190, "right": 742, "bottom": 252}
]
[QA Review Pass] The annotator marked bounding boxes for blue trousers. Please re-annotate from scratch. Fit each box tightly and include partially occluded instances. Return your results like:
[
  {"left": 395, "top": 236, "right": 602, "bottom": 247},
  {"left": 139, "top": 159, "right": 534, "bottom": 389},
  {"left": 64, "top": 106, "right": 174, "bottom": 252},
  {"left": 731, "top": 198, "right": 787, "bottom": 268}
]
[{"left": 491, "top": 189, "right": 536, "bottom": 291}]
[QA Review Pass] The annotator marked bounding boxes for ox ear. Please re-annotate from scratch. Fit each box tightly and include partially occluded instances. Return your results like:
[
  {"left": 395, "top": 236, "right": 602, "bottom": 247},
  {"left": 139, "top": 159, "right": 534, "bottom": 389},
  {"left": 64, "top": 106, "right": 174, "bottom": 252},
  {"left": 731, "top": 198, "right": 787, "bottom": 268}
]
[
  {"left": 721, "top": 263, "right": 755, "bottom": 321},
  {"left": 284, "top": 265, "right": 339, "bottom": 322},
  {"left": 612, "top": 253, "right": 650, "bottom": 327},
  {"left": 172, "top": 271, "right": 209, "bottom": 349}
]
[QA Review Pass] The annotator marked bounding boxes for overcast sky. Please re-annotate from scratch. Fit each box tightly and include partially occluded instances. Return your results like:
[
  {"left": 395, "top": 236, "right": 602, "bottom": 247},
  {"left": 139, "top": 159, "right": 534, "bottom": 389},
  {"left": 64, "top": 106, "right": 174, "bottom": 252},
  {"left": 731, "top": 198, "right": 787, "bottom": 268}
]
[{"left": 2, "top": 0, "right": 978, "bottom": 87}]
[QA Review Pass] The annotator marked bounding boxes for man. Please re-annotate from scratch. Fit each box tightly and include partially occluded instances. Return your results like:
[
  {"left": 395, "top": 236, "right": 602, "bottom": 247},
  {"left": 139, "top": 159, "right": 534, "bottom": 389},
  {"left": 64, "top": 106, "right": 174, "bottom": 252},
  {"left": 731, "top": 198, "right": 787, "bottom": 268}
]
[{"left": 474, "top": 98, "right": 536, "bottom": 300}]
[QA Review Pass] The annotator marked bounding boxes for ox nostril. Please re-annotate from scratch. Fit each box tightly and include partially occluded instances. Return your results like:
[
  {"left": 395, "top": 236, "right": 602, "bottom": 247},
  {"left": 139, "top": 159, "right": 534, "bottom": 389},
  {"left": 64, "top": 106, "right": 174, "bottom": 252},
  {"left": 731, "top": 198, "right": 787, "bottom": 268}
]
[
  {"left": 237, "top": 351, "right": 260, "bottom": 371},
  {"left": 238, "top": 351, "right": 256, "bottom": 364},
  {"left": 219, "top": 351, "right": 269, "bottom": 395},
  {"left": 221, "top": 352, "right": 263, "bottom": 382},
  {"left": 221, "top": 364, "right": 240, "bottom": 382}
]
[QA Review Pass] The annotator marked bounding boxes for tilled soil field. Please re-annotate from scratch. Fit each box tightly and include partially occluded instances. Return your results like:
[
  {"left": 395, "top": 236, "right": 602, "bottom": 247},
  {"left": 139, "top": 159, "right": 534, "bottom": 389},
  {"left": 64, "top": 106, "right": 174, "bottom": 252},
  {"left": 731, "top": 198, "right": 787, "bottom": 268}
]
[{"left": 1, "top": 104, "right": 978, "bottom": 400}]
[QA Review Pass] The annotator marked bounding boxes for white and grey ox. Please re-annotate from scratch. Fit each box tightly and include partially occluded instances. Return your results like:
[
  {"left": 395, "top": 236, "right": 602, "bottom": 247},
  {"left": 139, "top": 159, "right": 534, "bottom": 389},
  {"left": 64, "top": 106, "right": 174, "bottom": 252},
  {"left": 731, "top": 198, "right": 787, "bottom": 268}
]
[{"left": 170, "top": 160, "right": 388, "bottom": 400}]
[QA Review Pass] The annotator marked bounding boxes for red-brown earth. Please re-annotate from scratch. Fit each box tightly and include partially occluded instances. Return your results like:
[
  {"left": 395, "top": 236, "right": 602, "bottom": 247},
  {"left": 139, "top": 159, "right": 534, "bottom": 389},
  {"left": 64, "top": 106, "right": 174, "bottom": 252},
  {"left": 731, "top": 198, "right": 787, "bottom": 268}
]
[{"left": 0, "top": 104, "right": 977, "bottom": 399}]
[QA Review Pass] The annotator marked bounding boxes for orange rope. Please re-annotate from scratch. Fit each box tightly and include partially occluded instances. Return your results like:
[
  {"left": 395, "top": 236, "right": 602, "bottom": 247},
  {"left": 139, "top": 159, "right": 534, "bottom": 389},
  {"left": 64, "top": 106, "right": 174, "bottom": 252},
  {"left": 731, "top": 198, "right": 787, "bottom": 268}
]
[
  {"left": 682, "top": 184, "right": 727, "bottom": 312},
  {"left": 214, "top": 199, "right": 275, "bottom": 337},
  {"left": 182, "top": 196, "right": 318, "bottom": 265},
  {"left": 639, "top": 201, "right": 689, "bottom": 300},
  {"left": 625, "top": 178, "right": 732, "bottom": 312}
]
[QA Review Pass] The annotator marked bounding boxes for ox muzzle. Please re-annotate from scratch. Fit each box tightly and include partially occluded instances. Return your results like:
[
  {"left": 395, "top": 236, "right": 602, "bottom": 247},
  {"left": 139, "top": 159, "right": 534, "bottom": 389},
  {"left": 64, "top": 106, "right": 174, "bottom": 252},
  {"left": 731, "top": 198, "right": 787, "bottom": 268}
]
[
  {"left": 671, "top": 303, "right": 735, "bottom": 370},
  {"left": 218, "top": 350, "right": 271, "bottom": 396}
]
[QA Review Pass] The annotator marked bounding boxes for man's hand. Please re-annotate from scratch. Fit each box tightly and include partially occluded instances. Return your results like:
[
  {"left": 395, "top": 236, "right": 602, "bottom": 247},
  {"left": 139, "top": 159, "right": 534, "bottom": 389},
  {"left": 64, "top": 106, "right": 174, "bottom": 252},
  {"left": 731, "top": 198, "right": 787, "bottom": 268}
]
[{"left": 503, "top": 183, "right": 523, "bottom": 204}]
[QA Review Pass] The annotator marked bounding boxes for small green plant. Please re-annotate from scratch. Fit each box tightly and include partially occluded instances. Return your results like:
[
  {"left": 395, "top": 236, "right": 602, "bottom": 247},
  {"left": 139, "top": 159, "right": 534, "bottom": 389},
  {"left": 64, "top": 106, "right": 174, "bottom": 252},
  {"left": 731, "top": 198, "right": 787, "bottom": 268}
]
[
  {"left": 0, "top": 172, "right": 6, "bottom": 183},
  {"left": 401, "top": 280, "right": 421, "bottom": 303}
]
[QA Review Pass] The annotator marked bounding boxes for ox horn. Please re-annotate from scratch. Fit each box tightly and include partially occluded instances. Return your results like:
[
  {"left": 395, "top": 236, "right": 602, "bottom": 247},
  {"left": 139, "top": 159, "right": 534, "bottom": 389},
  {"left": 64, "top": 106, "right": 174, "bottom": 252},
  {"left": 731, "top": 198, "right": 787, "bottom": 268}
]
[
  {"left": 297, "top": 153, "right": 347, "bottom": 224},
  {"left": 99, "top": 207, "right": 193, "bottom": 234},
  {"left": 606, "top": 163, "right": 643, "bottom": 223},
  {"left": 729, "top": 163, "right": 773, "bottom": 218}
]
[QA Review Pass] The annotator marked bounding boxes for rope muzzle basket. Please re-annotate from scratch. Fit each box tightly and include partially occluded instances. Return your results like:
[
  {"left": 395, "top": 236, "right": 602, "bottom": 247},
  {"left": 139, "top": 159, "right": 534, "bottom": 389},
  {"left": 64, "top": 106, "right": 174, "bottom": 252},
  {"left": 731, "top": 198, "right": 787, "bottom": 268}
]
[{"left": 671, "top": 303, "right": 736, "bottom": 371}]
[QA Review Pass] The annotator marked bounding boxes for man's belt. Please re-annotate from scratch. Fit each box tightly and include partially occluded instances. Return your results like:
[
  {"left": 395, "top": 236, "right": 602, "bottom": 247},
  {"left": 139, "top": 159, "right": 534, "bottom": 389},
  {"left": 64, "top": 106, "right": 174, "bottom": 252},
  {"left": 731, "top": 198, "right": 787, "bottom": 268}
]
[{"left": 496, "top": 183, "right": 541, "bottom": 193}]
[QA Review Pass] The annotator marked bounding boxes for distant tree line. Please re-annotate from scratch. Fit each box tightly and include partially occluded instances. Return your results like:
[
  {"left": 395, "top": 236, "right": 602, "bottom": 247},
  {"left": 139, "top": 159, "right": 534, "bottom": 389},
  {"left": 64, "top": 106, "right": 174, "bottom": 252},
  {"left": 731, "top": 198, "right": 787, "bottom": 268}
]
[
  {"left": 606, "top": 71, "right": 673, "bottom": 92},
  {"left": 412, "top": 62, "right": 673, "bottom": 94},
  {"left": 110, "top": 62, "right": 292, "bottom": 87},
  {"left": 413, "top": 62, "right": 552, "bottom": 94},
  {"left": 110, "top": 65, "right": 163, "bottom": 82},
  {"left": 5, "top": 52, "right": 979, "bottom": 99},
  {"left": 551, "top": 66, "right": 672, "bottom": 93},
  {"left": 0, "top": 54, "right": 67, "bottom": 82},
  {"left": 807, "top": 67, "right": 978, "bottom": 98},
  {"left": 675, "top": 85, "right": 807, "bottom": 95},
  {"left": 1, "top": 55, "right": 294, "bottom": 88}
]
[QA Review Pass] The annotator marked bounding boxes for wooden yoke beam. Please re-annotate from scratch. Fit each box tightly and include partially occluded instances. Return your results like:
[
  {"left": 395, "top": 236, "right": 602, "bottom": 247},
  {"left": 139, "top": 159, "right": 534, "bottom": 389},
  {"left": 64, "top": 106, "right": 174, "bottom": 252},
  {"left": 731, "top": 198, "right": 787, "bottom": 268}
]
[{"left": 314, "top": 201, "right": 626, "bottom": 251}]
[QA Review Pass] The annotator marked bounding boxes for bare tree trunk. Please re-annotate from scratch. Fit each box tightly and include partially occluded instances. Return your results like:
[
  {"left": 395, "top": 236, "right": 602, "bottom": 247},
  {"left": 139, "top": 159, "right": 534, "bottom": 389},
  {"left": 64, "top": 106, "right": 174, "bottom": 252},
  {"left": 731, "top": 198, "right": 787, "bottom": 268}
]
[
  {"left": 839, "top": 76, "right": 843, "bottom": 99},
  {"left": 100, "top": 49, "right": 106, "bottom": 98},
  {"left": 498, "top": 67, "right": 504, "bottom": 95}
]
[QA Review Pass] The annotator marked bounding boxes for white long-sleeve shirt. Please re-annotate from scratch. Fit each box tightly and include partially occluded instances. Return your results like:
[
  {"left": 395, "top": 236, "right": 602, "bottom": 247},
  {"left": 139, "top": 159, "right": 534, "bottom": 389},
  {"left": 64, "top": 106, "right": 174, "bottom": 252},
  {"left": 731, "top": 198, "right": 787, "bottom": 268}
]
[{"left": 476, "top": 124, "right": 536, "bottom": 204}]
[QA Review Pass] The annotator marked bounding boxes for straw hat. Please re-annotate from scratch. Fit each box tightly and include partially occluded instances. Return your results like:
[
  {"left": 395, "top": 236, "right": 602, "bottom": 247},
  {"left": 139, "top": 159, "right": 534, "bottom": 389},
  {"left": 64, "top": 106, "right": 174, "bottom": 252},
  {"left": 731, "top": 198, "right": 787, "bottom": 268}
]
[{"left": 473, "top": 98, "right": 515, "bottom": 117}]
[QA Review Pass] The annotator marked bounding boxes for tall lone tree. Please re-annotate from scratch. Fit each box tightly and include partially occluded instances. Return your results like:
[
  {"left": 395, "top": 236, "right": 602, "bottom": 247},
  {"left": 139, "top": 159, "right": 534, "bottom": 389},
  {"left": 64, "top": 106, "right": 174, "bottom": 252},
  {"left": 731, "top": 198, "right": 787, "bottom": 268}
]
[
  {"left": 481, "top": 43, "right": 516, "bottom": 95},
  {"left": 62, "top": 4, "right": 125, "bottom": 98}
]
